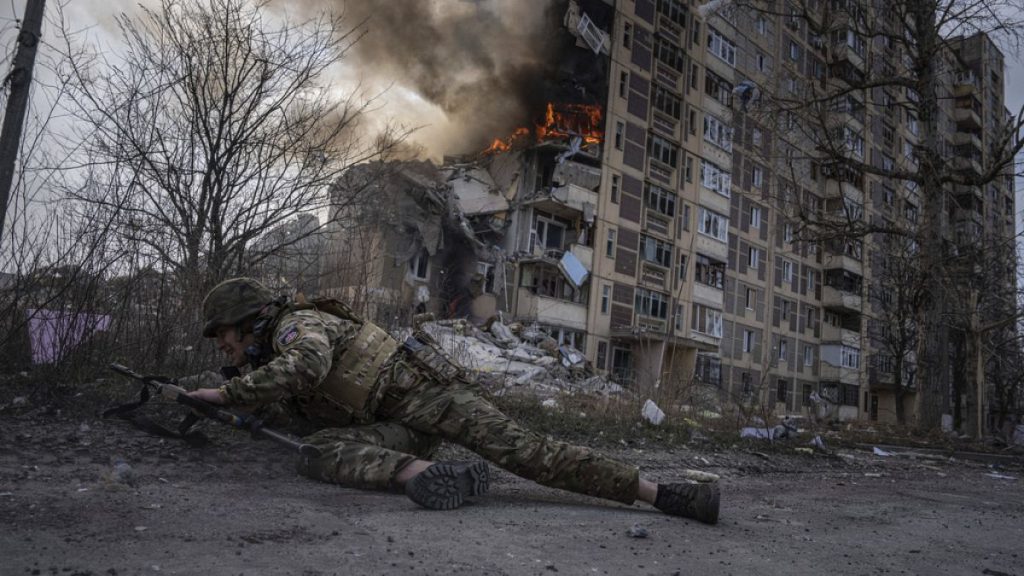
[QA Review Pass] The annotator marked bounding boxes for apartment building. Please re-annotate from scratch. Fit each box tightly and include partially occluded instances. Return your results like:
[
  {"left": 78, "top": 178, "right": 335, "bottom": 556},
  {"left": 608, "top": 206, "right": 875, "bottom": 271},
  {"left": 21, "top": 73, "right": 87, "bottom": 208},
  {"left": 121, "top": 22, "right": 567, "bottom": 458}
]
[
  {"left": 583, "top": 0, "right": 1016, "bottom": 424},
  {"left": 321, "top": 0, "right": 1016, "bottom": 427}
]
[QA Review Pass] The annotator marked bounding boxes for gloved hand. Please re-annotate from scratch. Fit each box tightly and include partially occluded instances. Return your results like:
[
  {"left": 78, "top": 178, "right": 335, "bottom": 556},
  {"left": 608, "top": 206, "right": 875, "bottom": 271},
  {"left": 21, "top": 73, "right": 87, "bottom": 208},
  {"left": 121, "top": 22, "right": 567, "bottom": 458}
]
[{"left": 176, "top": 370, "right": 224, "bottom": 390}]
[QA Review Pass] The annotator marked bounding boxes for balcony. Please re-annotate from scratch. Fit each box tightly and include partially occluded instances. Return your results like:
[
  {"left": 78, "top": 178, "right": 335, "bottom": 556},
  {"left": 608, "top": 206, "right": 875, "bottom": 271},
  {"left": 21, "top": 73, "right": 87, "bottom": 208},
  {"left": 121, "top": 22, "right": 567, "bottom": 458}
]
[
  {"left": 528, "top": 182, "right": 599, "bottom": 221},
  {"left": 647, "top": 157, "right": 678, "bottom": 190},
  {"left": 655, "top": 12, "right": 685, "bottom": 45},
  {"left": 822, "top": 286, "right": 861, "bottom": 312},
  {"left": 820, "top": 363, "right": 860, "bottom": 386},
  {"left": 953, "top": 130, "right": 982, "bottom": 151},
  {"left": 516, "top": 287, "right": 588, "bottom": 331},
  {"left": 954, "top": 106, "right": 982, "bottom": 131},
  {"left": 654, "top": 59, "right": 684, "bottom": 94},
  {"left": 823, "top": 179, "right": 863, "bottom": 202},
  {"left": 640, "top": 261, "right": 670, "bottom": 291},
  {"left": 642, "top": 208, "right": 672, "bottom": 239},
  {"left": 821, "top": 323, "right": 860, "bottom": 345}
]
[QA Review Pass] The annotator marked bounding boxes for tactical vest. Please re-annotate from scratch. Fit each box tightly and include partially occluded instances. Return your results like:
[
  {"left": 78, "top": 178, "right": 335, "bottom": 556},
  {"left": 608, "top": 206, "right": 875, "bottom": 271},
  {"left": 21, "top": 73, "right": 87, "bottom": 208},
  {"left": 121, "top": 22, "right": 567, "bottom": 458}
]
[{"left": 285, "top": 296, "right": 398, "bottom": 425}]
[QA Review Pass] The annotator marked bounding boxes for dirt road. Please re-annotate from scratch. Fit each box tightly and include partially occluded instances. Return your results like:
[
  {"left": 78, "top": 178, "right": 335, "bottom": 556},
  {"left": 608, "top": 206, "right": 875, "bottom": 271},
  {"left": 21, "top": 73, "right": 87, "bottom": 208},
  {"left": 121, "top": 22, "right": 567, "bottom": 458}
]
[{"left": 1, "top": 411, "right": 1022, "bottom": 576}]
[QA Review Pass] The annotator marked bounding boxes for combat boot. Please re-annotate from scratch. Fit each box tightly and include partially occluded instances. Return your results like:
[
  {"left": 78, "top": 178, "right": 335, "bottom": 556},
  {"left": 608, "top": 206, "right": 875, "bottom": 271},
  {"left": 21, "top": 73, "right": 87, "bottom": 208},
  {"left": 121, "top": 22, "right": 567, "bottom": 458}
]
[
  {"left": 405, "top": 461, "right": 490, "bottom": 510},
  {"left": 654, "top": 480, "right": 720, "bottom": 524}
]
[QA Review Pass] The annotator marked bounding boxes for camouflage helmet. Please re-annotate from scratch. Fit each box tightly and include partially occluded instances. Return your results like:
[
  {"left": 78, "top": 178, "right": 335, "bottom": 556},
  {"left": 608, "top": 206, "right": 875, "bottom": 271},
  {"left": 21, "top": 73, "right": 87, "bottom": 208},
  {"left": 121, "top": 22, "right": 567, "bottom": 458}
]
[{"left": 201, "top": 278, "right": 275, "bottom": 337}]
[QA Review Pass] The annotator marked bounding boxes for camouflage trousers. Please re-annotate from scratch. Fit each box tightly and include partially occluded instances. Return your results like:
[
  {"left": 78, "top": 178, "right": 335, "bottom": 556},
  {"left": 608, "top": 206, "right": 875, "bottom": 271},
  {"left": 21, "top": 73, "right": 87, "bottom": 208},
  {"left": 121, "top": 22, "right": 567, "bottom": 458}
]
[{"left": 297, "top": 359, "right": 640, "bottom": 505}]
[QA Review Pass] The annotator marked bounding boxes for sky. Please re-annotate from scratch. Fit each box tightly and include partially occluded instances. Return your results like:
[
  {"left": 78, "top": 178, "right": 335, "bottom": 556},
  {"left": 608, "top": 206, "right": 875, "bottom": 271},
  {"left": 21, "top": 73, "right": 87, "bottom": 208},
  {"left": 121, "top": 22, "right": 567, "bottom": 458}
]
[{"left": 1, "top": 0, "right": 1024, "bottom": 236}]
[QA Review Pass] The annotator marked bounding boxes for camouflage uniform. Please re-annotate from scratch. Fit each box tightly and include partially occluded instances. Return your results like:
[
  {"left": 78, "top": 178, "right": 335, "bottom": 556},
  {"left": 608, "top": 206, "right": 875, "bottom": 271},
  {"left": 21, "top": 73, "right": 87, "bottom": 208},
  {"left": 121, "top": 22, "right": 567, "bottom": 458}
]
[{"left": 220, "top": 308, "right": 640, "bottom": 505}]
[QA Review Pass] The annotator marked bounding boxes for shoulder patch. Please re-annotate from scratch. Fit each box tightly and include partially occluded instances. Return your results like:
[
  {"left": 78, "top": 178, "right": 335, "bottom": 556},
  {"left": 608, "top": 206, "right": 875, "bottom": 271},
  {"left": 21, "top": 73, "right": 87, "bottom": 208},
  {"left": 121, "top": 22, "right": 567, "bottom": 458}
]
[{"left": 277, "top": 324, "right": 301, "bottom": 346}]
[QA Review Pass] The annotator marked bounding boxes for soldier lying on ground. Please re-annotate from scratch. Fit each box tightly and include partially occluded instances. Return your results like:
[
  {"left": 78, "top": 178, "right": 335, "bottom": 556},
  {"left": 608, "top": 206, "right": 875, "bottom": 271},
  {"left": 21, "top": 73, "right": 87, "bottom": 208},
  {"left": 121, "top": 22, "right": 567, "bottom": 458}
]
[{"left": 184, "top": 278, "right": 720, "bottom": 523}]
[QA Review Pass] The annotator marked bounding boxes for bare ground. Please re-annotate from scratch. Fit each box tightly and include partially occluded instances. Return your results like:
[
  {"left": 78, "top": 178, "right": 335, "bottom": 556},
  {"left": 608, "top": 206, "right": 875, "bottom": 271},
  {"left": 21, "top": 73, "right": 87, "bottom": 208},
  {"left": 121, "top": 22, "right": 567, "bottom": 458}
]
[{"left": 1, "top": 400, "right": 1022, "bottom": 576}]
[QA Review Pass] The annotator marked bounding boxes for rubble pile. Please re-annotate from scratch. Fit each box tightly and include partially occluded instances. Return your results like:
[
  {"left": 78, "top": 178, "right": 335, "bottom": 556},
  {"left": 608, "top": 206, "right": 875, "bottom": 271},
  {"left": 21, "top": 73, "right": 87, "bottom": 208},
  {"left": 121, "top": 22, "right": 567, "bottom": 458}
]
[{"left": 411, "top": 318, "right": 624, "bottom": 398}]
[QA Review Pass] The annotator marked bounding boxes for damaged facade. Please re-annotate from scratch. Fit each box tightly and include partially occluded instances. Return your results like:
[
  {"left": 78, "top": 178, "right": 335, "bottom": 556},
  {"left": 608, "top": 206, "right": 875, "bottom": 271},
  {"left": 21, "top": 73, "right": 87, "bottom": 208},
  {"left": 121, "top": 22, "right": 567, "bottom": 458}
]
[{"left": 320, "top": 0, "right": 1019, "bottom": 427}]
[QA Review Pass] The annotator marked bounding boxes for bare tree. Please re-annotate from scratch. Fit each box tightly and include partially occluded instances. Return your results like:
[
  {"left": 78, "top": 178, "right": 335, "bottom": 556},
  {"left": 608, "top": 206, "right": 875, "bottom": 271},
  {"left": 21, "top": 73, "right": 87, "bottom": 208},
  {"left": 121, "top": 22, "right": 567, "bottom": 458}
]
[
  {"left": 720, "top": 0, "right": 1024, "bottom": 430},
  {"left": 54, "top": 0, "right": 406, "bottom": 296}
]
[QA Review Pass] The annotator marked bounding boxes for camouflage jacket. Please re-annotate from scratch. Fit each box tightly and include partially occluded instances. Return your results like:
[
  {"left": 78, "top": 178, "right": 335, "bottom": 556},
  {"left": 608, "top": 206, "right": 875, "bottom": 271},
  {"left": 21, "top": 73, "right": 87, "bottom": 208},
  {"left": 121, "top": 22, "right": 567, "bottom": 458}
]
[{"left": 221, "top": 308, "right": 360, "bottom": 407}]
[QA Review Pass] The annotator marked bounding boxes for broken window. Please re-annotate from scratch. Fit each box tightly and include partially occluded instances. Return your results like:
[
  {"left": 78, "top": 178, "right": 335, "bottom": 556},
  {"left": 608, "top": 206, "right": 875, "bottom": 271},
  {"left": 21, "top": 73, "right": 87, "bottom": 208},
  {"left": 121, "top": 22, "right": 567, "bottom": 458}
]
[
  {"left": 645, "top": 182, "right": 676, "bottom": 217},
  {"left": 596, "top": 341, "right": 608, "bottom": 370},
  {"left": 698, "top": 206, "right": 728, "bottom": 242},
  {"left": 695, "top": 254, "right": 725, "bottom": 289},
  {"left": 610, "top": 174, "right": 621, "bottom": 204},
  {"left": 777, "top": 379, "right": 789, "bottom": 403},
  {"left": 476, "top": 262, "right": 495, "bottom": 294},
  {"left": 619, "top": 71, "right": 629, "bottom": 98},
  {"left": 623, "top": 21, "right": 633, "bottom": 49},
  {"left": 635, "top": 288, "right": 670, "bottom": 319},
  {"left": 700, "top": 160, "right": 731, "bottom": 197},
  {"left": 409, "top": 247, "right": 429, "bottom": 280},
  {"left": 601, "top": 285, "right": 611, "bottom": 314},
  {"left": 606, "top": 228, "right": 616, "bottom": 258},
  {"left": 612, "top": 347, "right": 633, "bottom": 383},
  {"left": 527, "top": 265, "right": 586, "bottom": 304},
  {"left": 691, "top": 303, "right": 723, "bottom": 337},
  {"left": 695, "top": 353, "right": 722, "bottom": 387},
  {"left": 743, "top": 329, "right": 754, "bottom": 353},
  {"left": 704, "top": 69, "right": 732, "bottom": 106},
  {"left": 707, "top": 27, "right": 736, "bottom": 66},
  {"left": 647, "top": 134, "right": 679, "bottom": 168},
  {"left": 652, "top": 84, "right": 682, "bottom": 120},
  {"left": 656, "top": 0, "right": 687, "bottom": 26},
  {"left": 532, "top": 211, "right": 568, "bottom": 253},
  {"left": 703, "top": 114, "right": 732, "bottom": 151},
  {"left": 640, "top": 234, "right": 673, "bottom": 268},
  {"left": 654, "top": 37, "right": 686, "bottom": 72},
  {"left": 615, "top": 121, "right": 624, "bottom": 150}
]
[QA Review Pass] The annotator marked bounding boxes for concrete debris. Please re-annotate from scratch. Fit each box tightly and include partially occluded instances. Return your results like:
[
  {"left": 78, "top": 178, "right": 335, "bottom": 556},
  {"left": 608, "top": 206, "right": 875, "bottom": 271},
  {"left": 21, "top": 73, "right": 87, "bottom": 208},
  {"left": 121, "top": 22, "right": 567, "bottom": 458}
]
[
  {"left": 558, "top": 251, "right": 588, "bottom": 288},
  {"left": 415, "top": 320, "right": 623, "bottom": 398},
  {"left": 986, "top": 473, "right": 1017, "bottom": 481},
  {"left": 873, "top": 447, "right": 894, "bottom": 457},
  {"left": 626, "top": 523, "right": 649, "bottom": 538},
  {"left": 810, "top": 435, "right": 827, "bottom": 451},
  {"left": 741, "top": 427, "right": 774, "bottom": 440},
  {"left": 541, "top": 399, "right": 559, "bottom": 409},
  {"left": 12, "top": 396, "right": 28, "bottom": 407},
  {"left": 680, "top": 469, "right": 720, "bottom": 483},
  {"left": 642, "top": 399, "right": 666, "bottom": 426}
]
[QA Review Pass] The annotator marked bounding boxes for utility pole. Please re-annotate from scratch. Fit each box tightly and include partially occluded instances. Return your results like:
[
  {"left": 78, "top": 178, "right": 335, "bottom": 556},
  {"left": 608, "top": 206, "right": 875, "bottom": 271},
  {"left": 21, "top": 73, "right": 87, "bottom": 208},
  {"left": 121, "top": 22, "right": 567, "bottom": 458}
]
[{"left": 0, "top": 0, "right": 46, "bottom": 251}]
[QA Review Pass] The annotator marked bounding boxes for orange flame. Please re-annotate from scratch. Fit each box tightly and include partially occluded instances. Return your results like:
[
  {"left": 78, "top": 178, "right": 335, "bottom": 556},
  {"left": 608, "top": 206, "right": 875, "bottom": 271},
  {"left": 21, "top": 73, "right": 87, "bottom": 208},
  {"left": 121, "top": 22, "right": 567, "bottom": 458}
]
[{"left": 482, "top": 102, "right": 603, "bottom": 155}]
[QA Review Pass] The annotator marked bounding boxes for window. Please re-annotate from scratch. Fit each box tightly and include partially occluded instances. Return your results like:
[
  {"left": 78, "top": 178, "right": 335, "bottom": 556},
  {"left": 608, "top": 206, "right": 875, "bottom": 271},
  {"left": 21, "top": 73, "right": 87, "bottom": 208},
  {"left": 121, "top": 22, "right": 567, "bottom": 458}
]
[
  {"left": 752, "top": 127, "right": 763, "bottom": 147},
  {"left": 780, "top": 259, "right": 795, "bottom": 284},
  {"left": 789, "top": 41, "right": 801, "bottom": 61},
  {"left": 748, "top": 246, "right": 761, "bottom": 269},
  {"left": 688, "top": 109, "right": 697, "bottom": 135},
  {"left": 743, "top": 329, "right": 755, "bottom": 352},
  {"left": 777, "top": 379, "right": 788, "bottom": 403},
  {"left": 752, "top": 165, "right": 764, "bottom": 189},
  {"left": 410, "top": 247, "right": 429, "bottom": 280},
  {"left": 685, "top": 156, "right": 693, "bottom": 182},
  {"left": 804, "top": 346, "right": 814, "bottom": 366},
  {"left": 601, "top": 285, "right": 611, "bottom": 314},
  {"left": 476, "top": 262, "right": 495, "bottom": 294},
  {"left": 677, "top": 253, "right": 688, "bottom": 280},
  {"left": 596, "top": 341, "right": 608, "bottom": 370},
  {"left": 692, "top": 303, "right": 724, "bottom": 337},
  {"left": 648, "top": 134, "right": 679, "bottom": 168},
  {"left": 755, "top": 51, "right": 772, "bottom": 73},
  {"left": 750, "top": 205, "right": 762, "bottom": 228},
  {"left": 707, "top": 28, "right": 736, "bottom": 66},
  {"left": 745, "top": 287, "right": 755, "bottom": 309},
  {"left": 652, "top": 85, "right": 682, "bottom": 119},
  {"left": 655, "top": 37, "right": 686, "bottom": 72},
  {"left": 698, "top": 207, "right": 729, "bottom": 242},
  {"left": 614, "top": 121, "right": 624, "bottom": 150},
  {"left": 704, "top": 69, "right": 733, "bottom": 106},
  {"left": 640, "top": 234, "right": 673, "bottom": 268},
  {"left": 778, "top": 339, "right": 788, "bottom": 361},
  {"left": 645, "top": 183, "right": 676, "bottom": 216},
  {"left": 635, "top": 288, "right": 670, "bottom": 319},
  {"left": 703, "top": 114, "right": 733, "bottom": 151},
  {"left": 674, "top": 304, "right": 684, "bottom": 332},
  {"left": 606, "top": 228, "right": 617, "bottom": 258},
  {"left": 700, "top": 160, "right": 732, "bottom": 197},
  {"left": 623, "top": 21, "right": 633, "bottom": 49},
  {"left": 610, "top": 174, "right": 620, "bottom": 204},
  {"left": 695, "top": 254, "right": 725, "bottom": 289},
  {"left": 841, "top": 345, "right": 860, "bottom": 369},
  {"left": 784, "top": 223, "right": 794, "bottom": 244},
  {"left": 657, "top": 0, "right": 687, "bottom": 25},
  {"left": 782, "top": 299, "right": 793, "bottom": 321},
  {"left": 619, "top": 71, "right": 628, "bottom": 98},
  {"left": 756, "top": 14, "right": 768, "bottom": 35},
  {"left": 533, "top": 212, "right": 566, "bottom": 251}
]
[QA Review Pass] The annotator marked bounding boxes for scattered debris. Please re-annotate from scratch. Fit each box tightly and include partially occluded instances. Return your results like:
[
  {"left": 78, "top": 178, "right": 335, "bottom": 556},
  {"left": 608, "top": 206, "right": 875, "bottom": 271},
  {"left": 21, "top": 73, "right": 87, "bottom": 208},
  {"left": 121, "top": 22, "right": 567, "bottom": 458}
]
[
  {"left": 680, "top": 469, "right": 720, "bottom": 483},
  {"left": 873, "top": 447, "right": 894, "bottom": 457},
  {"left": 541, "top": 399, "right": 559, "bottom": 409},
  {"left": 104, "top": 458, "right": 135, "bottom": 485},
  {"left": 794, "top": 447, "right": 815, "bottom": 456},
  {"left": 986, "top": 473, "right": 1017, "bottom": 481},
  {"left": 12, "top": 396, "right": 28, "bottom": 407},
  {"left": 810, "top": 435, "right": 827, "bottom": 451},
  {"left": 626, "top": 523, "right": 649, "bottom": 539},
  {"left": 641, "top": 399, "right": 665, "bottom": 426}
]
